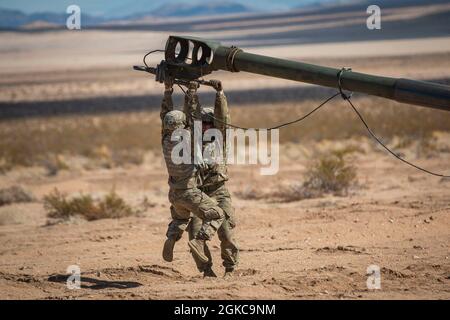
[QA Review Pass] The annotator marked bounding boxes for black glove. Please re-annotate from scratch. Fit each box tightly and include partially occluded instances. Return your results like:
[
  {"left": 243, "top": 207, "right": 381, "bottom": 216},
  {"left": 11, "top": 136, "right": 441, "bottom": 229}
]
[
  {"left": 156, "top": 61, "right": 173, "bottom": 89},
  {"left": 209, "top": 80, "right": 223, "bottom": 92}
]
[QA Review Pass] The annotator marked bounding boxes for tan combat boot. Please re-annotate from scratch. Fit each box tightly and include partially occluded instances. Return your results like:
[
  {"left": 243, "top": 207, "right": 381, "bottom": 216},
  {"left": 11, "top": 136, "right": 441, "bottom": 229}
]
[
  {"left": 224, "top": 268, "right": 234, "bottom": 279},
  {"left": 162, "top": 237, "right": 176, "bottom": 262},
  {"left": 203, "top": 267, "right": 217, "bottom": 278},
  {"left": 188, "top": 239, "right": 209, "bottom": 263}
]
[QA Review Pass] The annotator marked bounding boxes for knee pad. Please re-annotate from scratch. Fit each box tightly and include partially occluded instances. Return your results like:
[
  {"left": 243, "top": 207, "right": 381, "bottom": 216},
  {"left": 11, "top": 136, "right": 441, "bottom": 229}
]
[{"left": 203, "top": 207, "right": 224, "bottom": 220}]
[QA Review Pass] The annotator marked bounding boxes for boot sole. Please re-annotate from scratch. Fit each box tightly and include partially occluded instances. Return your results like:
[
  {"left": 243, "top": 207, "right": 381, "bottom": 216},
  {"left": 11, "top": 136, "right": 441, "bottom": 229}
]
[{"left": 162, "top": 238, "right": 176, "bottom": 262}]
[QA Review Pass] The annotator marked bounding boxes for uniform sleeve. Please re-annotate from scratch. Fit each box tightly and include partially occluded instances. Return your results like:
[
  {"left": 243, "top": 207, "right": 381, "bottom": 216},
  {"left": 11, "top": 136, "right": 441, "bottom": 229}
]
[
  {"left": 214, "top": 91, "right": 229, "bottom": 134},
  {"left": 183, "top": 88, "right": 201, "bottom": 129},
  {"left": 160, "top": 88, "right": 174, "bottom": 123}
]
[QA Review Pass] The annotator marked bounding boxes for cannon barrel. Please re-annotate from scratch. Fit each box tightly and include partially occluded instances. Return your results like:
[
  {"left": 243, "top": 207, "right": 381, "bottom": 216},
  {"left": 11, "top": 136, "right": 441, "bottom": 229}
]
[{"left": 163, "top": 35, "right": 450, "bottom": 112}]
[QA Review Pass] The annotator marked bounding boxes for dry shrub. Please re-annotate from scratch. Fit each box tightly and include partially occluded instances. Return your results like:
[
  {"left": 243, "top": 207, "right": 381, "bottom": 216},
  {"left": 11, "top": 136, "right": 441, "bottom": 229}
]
[
  {"left": 0, "top": 186, "right": 35, "bottom": 206},
  {"left": 42, "top": 154, "right": 70, "bottom": 176},
  {"left": 263, "top": 149, "right": 358, "bottom": 202},
  {"left": 392, "top": 133, "right": 439, "bottom": 159},
  {"left": 43, "top": 189, "right": 137, "bottom": 221},
  {"left": 234, "top": 185, "right": 266, "bottom": 200},
  {"left": 270, "top": 182, "right": 322, "bottom": 202},
  {"left": 304, "top": 152, "right": 357, "bottom": 195}
]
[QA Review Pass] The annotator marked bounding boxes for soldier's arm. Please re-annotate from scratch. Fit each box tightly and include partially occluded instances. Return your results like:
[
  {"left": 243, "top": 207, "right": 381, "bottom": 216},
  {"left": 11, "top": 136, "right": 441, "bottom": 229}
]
[
  {"left": 160, "top": 77, "right": 174, "bottom": 122},
  {"left": 211, "top": 80, "right": 229, "bottom": 133},
  {"left": 183, "top": 81, "right": 200, "bottom": 128}
]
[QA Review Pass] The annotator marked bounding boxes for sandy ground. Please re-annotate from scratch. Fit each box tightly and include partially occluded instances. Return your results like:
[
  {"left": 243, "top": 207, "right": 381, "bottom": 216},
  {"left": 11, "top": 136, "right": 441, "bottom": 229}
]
[{"left": 0, "top": 139, "right": 449, "bottom": 300}]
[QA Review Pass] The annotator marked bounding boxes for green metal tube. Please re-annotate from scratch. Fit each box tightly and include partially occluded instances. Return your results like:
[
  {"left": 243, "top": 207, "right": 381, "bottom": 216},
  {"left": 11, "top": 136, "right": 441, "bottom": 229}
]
[
  {"left": 230, "top": 51, "right": 450, "bottom": 111},
  {"left": 163, "top": 35, "right": 450, "bottom": 111}
]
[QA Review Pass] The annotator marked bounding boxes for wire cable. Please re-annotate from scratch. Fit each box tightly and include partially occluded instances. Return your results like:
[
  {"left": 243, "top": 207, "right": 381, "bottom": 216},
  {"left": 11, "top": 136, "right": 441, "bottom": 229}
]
[
  {"left": 204, "top": 92, "right": 341, "bottom": 131},
  {"left": 345, "top": 98, "right": 450, "bottom": 178},
  {"left": 143, "top": 49, "right": 165, "bottom": 68}
]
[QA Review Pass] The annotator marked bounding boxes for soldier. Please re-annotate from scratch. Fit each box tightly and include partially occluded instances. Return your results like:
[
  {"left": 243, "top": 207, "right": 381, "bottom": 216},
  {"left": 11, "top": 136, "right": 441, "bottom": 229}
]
[
  {"left": 189, "top": 80, "right": 239, "bottom": 278},
  {"left": 163, "top": 79, "right": 239, "bottom": 278},
  {"left": 160, "top": 75, "right": 225, "bottom": 264}
]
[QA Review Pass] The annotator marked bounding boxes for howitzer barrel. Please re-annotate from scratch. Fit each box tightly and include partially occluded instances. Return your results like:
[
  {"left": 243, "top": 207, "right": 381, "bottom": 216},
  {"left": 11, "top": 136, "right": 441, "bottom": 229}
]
[
  {"left": 232, "top": 52, "right": 450, "bottom": 111},
  {"left": 164, "top": 36, "right": 450, "bottom": 111}
]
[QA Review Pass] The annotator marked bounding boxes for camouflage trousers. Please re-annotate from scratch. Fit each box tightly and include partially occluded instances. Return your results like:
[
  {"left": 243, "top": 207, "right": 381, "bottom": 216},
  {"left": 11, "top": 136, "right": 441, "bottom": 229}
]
[
  {"left": 167, "top": 187, "right": 225, "bottom": 241},
  {"left": 166, "top": 183, "right": 239, "bottom": 271}
]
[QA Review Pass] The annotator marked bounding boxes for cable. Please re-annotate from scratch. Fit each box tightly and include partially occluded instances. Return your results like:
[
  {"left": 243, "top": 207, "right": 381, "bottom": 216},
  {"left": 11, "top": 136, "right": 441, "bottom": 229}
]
[
  {"left": 337, "top": 67, "right": 353, "bottom": 100},
  {"left": 143, "top": 49, "right": 165, "bottom": 68},
  {"left": 337, "top": 67, "right": 449, "bottom": 178},
  {"left": 345, "top": 98, "right": 450, "bottom": 178},
  {"left": 205, "top": 92, "right": 341, "bottom": 130}
]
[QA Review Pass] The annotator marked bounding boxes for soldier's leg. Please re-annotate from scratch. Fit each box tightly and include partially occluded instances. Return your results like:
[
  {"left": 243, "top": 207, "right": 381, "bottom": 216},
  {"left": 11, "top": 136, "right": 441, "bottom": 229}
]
[
  {"left": 169, "top": 188, "right": 225, "bottom": 263},
  {"left": 171, "top": 188, "right": 225, "bottom": 240},
  {"left": 165, "top": 205, "right": 190, "bottom": 240},
  {"left": 212, "top": 185, "right": 239, "bottom": 274},
  {"left": 217, "top": 220, "right": 239, "bottom": 273},
  {"left": 188, "top": 216, "right": 215, "bottom": 276},
  {"left": 163, "top": 205, "right": 190, "bottom": 262}
]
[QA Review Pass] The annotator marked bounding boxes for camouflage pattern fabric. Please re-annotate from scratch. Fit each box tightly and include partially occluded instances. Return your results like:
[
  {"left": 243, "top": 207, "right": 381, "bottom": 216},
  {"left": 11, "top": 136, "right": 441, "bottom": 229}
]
[
  {"left": 160, "top": 86, "right": 225, "bottom": 240},
  {"left": 189, "top": 183, "right": 239, "bottom": 272}
]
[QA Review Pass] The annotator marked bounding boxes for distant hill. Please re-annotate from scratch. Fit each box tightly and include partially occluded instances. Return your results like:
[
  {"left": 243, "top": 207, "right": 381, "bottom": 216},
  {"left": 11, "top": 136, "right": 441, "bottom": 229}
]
[
  {"left": 148, "top": 2, "right": 253, "bottom": 17},
  {"left": 0, "top": 8, "right": 105, "bottom": 29},
  {"left": 0, "top": 1, "right": 254, "bottom": 29},
  {"left": 152, "top": 2, "right": 252, "bottom": 17}
]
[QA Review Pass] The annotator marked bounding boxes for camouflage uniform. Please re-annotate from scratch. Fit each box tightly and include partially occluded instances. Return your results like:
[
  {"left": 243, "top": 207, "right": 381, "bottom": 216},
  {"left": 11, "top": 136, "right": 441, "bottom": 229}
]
[
  {"left": 161, "top": 84, "right": 225, "bottom": 243},
  {"left": 168, "top": 87, "right": 239, "bottom": 273}
]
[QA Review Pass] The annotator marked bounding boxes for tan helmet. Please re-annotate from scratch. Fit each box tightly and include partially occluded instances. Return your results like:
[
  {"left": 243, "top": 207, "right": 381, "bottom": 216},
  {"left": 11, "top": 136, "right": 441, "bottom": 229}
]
[
  {"left": 163, "top": 110, "right": 186, "bottom": 131},
  {"left": 201, "top": 107, "right": 214, "bottom": 123}
]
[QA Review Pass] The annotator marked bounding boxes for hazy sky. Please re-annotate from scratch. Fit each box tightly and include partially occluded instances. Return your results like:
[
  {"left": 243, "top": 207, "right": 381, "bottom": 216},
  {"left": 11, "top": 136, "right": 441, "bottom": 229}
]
[{"left": 0, "top": 0, "right": 336, "bottom": 17}]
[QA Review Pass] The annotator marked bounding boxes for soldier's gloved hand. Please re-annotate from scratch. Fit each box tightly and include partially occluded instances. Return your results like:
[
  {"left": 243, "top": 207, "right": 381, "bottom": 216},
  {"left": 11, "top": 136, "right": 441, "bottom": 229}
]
[
  {"left": 188, "top": 81, "right": 199, "bottom": 92},
  {"left": 209, "top": 80, "right": 223, "bottom": 92},
  {"left": 164, "top": 75, "right": 174, "bottom": 90}
]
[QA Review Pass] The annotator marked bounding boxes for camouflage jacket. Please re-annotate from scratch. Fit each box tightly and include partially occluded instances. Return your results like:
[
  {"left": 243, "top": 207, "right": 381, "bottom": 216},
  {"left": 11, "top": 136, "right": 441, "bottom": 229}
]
[
  {"left": 160, "top": 88, "right": 200, "bottom": 190},
  {"left": 201, "top": 91, "right": 230, "bottom": 188}
]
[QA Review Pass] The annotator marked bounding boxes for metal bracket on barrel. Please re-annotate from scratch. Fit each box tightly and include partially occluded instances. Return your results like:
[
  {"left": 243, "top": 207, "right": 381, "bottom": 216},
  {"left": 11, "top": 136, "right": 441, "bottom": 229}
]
[{"left": 226, "top": 46, "right": 242, "bottom": 72}]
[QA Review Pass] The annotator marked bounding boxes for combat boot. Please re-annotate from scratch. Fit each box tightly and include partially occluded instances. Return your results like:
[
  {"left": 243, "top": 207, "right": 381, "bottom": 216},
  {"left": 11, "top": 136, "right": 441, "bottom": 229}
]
[
  {"left": 162, "top": 237, "right": 177, "bottom": 262},
  {"left": 224, "top": 267, "right": 234, "bottom": 278},
  {"left": 203, "top": 267, "right": 217, "bottom": 278},
  {"left": 188, "top": 239, "right": 209, "bottom": 263}
]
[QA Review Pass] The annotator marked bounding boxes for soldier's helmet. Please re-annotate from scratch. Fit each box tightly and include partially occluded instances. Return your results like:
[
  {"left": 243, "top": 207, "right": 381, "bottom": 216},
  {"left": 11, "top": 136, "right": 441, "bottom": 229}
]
[
  {"left": 201, "top": 107, "right": 214, "bottom": 123},
  {"left": 163, "top": 110, "right": 186, "bottom": 131}
]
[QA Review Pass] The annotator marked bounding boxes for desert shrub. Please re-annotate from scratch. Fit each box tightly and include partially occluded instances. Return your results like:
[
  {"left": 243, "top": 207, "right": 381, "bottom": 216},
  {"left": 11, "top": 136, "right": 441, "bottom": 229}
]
[
  {"left": 234, "top": 185, "right": 266, "bottom": 200},
  {"left": 269, "top": 182, "right": 322, "bottom": 202},
  {"left": 42, "top": 154, "right": 70, "bottom": 176},
  {"left": 43, "top": 189, "right": 137, "bottom": 221},
  {"left": 0, "top": 186, "right": 35, "bottom": 206},
  {"left": 263, "top": 150, "right": 357, "bottom": 202},
  {"left": 304, "top": 152, "right": 357, "bottom": 195}
]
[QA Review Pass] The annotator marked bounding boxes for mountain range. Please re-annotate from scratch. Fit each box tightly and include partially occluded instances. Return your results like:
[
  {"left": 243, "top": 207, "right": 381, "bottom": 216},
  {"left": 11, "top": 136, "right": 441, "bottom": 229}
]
[{"left": 0, "top": 2, "right": 255, "bottom": 29}]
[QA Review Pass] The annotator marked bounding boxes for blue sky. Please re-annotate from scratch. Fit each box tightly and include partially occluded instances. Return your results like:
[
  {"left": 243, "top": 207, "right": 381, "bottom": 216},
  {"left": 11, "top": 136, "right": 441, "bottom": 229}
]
[{"left": 0, "top": 0, "right": 336, "bottom": 17}]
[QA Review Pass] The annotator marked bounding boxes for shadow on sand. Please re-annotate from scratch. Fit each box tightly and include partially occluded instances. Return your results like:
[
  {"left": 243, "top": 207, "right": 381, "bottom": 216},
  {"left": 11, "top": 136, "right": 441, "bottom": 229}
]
[{"left": 48, "top": 274, "right": 142, "bottom": 290}]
